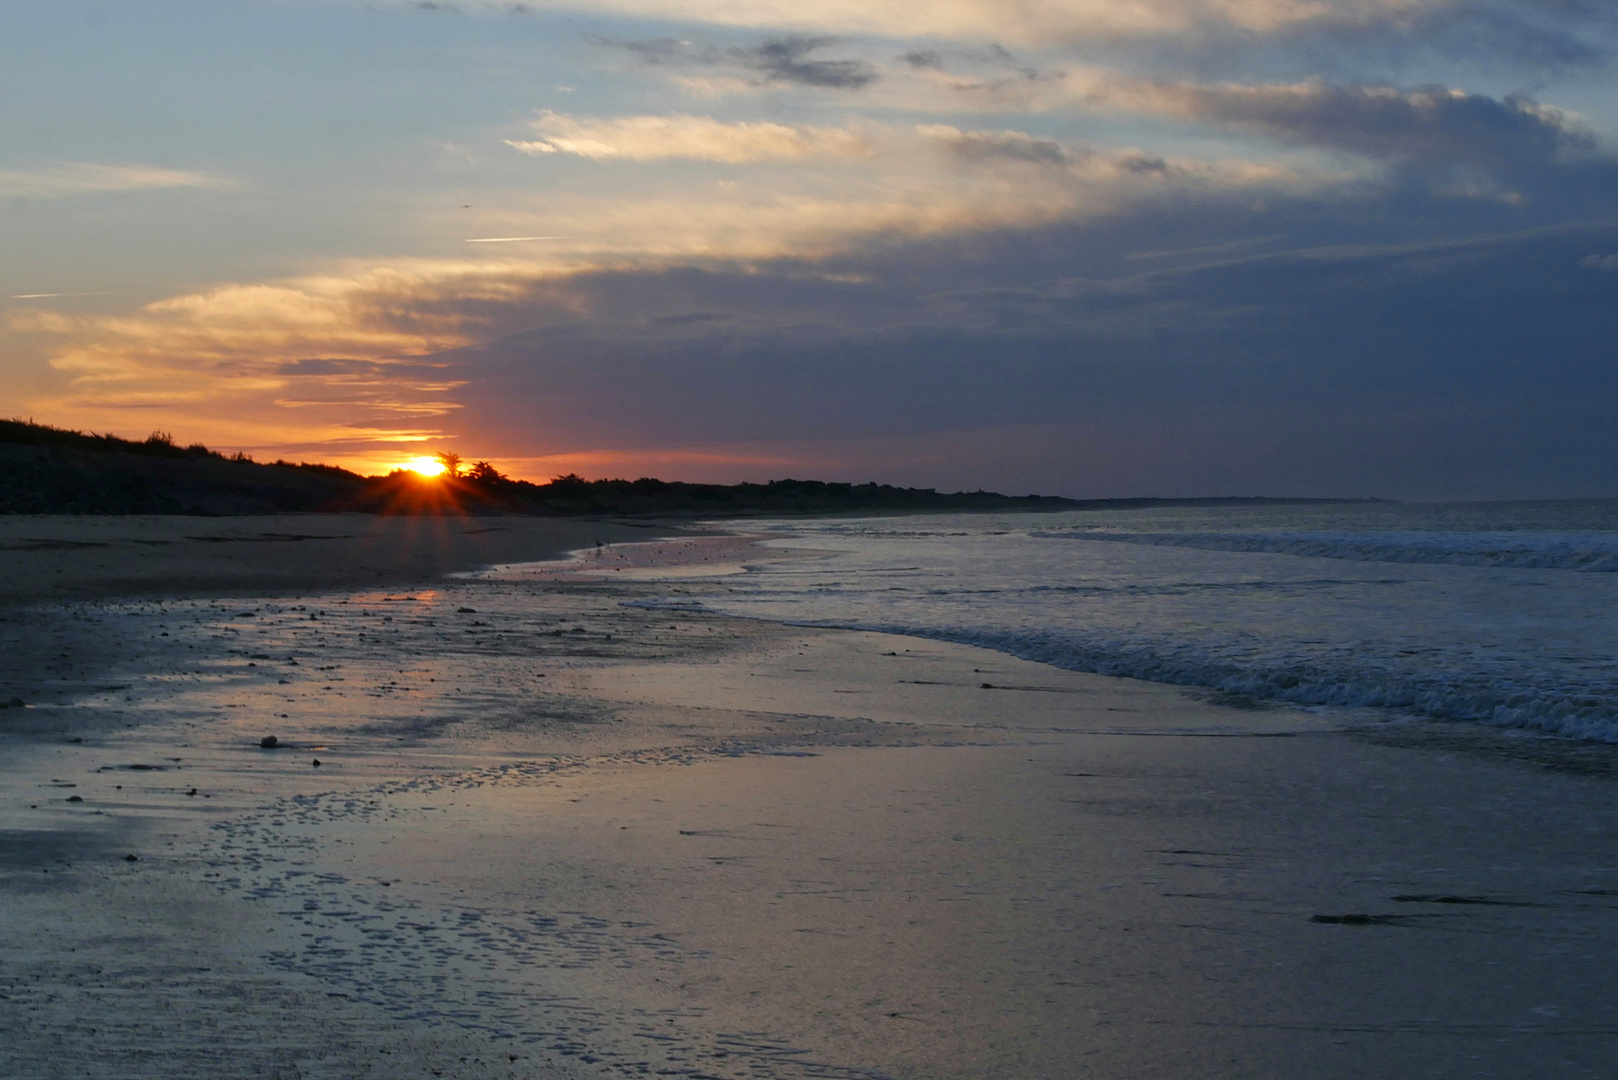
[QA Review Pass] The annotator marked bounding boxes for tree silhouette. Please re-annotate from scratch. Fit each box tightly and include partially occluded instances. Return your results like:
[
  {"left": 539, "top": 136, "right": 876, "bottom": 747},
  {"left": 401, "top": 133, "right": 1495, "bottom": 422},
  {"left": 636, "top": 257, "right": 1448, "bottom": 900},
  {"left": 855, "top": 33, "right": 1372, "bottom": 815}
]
[
  {"left": 467, "top": 460, "right": 505, "bottom": 485},
  {"left": 434, "top": 451, "right": 463, "bottom": 479}
]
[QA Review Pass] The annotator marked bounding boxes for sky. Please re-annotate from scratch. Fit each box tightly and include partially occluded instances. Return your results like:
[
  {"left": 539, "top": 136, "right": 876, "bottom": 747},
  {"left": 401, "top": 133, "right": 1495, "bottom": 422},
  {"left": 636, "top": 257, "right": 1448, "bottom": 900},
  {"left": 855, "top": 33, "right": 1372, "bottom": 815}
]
[{"left": 3, "top": 0, "right": 1616, "bottom": 499}]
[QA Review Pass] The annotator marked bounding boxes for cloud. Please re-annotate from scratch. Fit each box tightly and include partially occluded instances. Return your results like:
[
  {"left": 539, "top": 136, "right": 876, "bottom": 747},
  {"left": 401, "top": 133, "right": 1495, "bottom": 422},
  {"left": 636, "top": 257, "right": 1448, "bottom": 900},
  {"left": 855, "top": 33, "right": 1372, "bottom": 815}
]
[
  {"left": 392, "top": 0, "right": 1618, "bottom": 76},
  {"left": 450, "top": 0, "right": 1618, "bottom": 59},
  {"left": 1353, "top": 0, "right": 1618, "bottom": 71},
  {"left": 921, "top": 125, "right": 1077, "bottom": 166},
  {"left": 506, "top": 111, "right": 870, "bottom": 162},
  {"left": 4, "top": 259, "right": 552, "bottom": 465},
  {"left": 472, "top": 0, "right": 1427, "bottom": 39},
  {"left": 0, "top": 162, "right": 234, "bottom": 199},
  {"left": 603, "top": 33, "right": 876, "bottom": 90},
  {"left": 917, "top": 125, "right": 1239, "bottom": 190},
  {"left": 1112, "top": 82, "right": 1596, "bottom": 172},
  {"left": 1040, "top": 75, "right": 1618, "bottom": 207},
  {"left": 730, "top": 35, "right": 878, "bottom": 88},
  {"left": 6, "top": 124, "right": 1323, "bottom": 474},
  {"left": 16, "top": 188, "right": 1618, "bottom": 494},
  {"left": 432, "top": 214, "right": 1618, "bottom": 496}
]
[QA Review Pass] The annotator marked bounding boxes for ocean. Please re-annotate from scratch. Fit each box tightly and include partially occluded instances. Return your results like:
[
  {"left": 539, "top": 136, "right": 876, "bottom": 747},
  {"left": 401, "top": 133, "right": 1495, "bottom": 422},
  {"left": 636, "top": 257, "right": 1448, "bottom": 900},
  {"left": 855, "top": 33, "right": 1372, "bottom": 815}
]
[{"left": 635, "top": 500, "right": 1618, "bottom": 741}]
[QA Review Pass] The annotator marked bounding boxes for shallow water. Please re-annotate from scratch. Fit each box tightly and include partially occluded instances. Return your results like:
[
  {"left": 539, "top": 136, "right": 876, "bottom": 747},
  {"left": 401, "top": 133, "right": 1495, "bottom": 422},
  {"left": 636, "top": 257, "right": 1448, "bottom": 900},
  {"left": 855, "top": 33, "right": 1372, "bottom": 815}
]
[
  {"left": 10, "top": 532, "right": 1618, "bottom": 1079},
  {"left": 644, "top": 502, "right": 1618, "bottom": 740}
]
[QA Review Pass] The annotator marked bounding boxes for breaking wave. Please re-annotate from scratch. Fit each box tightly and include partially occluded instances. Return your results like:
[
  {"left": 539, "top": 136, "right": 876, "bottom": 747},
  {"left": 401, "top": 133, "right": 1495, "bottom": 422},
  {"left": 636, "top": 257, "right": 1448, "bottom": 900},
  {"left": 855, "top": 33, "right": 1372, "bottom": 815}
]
[{"left": 1034, "top": 530, "right": 1618, "bottom": 571}]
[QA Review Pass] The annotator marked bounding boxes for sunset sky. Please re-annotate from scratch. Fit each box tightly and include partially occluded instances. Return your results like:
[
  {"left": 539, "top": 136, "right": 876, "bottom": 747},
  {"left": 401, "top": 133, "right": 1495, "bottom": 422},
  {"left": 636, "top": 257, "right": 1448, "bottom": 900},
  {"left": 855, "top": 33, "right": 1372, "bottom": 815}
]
[{"left": 4, "top": 0, "right": 1616, "bottom": 497}]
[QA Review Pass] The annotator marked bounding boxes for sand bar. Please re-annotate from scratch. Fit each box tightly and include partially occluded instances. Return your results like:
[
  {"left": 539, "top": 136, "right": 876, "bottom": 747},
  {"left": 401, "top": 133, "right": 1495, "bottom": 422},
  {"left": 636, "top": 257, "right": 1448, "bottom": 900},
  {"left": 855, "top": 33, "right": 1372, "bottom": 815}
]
[{"left": 2, "top": 521, "right": 1617, "bottom": 1078}]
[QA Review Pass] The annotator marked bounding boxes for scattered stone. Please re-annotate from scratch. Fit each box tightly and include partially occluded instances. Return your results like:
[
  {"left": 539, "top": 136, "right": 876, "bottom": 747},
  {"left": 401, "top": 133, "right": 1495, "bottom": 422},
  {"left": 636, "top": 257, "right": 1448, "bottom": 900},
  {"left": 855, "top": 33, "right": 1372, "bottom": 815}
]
[
  {"left": 66, "top": 795, "right": 83, "bottom": 803},
  {"left": 68, "top": 737, "right": 82, "bottom": 743},
  {"left": 312, "top": 758, "right": 322, "bottom": 767},
  {"left": 980, "top": 682, "right": 995, "bottom": 689},
  {"left": 3, "top": 697, "right": 24, "bottom": 708},
  {"left": 123, "top": 854, "right": 139, "bottom": 862},
  {"left": 186, "top": 788, "right": 198, "bottom": 797},
  {"left": 259, "top": 735, "right": 279, "bottom": 749},
  {"left": 456, "top": 607, "right": 477, "bottom": 613}
]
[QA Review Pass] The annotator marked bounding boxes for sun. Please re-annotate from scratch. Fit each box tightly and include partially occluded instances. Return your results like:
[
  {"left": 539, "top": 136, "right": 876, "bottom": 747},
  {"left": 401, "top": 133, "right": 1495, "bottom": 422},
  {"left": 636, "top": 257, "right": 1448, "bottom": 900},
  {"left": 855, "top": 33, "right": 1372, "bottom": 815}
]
[{"left": 402, "top": 455, "right": 446, "bottom": 478}]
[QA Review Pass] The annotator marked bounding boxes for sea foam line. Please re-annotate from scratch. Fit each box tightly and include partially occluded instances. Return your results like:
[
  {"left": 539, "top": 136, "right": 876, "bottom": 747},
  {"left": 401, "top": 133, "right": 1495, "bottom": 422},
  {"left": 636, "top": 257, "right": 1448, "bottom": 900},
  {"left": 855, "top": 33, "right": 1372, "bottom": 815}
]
[
  {"left": 1034, "top": 530, "right": 1618, "bottom": 571},
  {"left": 625, "top": 598, "right": 1618, "bottom": 742}
]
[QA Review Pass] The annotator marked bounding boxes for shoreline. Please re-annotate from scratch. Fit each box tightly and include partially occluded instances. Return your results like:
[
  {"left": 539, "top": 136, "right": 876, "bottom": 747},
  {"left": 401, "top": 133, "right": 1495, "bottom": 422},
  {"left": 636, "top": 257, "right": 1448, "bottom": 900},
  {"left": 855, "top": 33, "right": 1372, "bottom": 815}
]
[
  {"left": 0, "top": 513, "right": 698, "bottom": 608},
  {"left": 3, "top": 528, "right": 1618, "bottom": 1078}
]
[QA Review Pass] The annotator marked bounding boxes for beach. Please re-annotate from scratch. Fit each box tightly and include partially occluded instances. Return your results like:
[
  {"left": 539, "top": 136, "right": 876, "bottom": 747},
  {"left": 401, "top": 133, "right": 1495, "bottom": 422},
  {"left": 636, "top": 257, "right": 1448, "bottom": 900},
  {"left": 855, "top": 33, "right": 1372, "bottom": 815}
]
[{"left": 4, "top": 515, "right": 1618, "bottom": 1079}]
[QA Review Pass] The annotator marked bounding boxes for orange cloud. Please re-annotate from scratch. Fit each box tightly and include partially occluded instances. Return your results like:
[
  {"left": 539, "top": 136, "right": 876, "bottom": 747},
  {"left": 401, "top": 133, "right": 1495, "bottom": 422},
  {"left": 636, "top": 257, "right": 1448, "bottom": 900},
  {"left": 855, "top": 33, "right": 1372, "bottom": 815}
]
[
  {"left": 453, "top": 0, "right": 1448, "bottom": 43},
  {"left": 0, "top": 161, "right": 234, "bottom": 199},
  {"left": 508, "top": 111, "right": 871, "bottom": 163},
  {"left": 4, "top": 125, "right": 1320, "bottom": 473}
]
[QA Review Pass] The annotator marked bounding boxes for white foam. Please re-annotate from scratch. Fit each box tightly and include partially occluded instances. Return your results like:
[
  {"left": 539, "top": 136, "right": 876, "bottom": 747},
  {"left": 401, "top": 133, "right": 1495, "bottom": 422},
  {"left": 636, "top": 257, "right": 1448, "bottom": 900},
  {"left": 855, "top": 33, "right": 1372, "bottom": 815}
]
[
  {"left": 657, "top": 506, "right": 1618, "bottom": 742},
  {"left": 1034, "top": 529, "right": 1618, "bottom": 571}
]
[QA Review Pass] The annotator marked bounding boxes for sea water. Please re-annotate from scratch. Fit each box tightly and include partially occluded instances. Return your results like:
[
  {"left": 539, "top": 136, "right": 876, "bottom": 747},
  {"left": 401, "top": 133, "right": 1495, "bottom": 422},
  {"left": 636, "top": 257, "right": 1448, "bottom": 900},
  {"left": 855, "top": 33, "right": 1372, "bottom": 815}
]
[{"left": 646, "top": 500, "right": 1618, "bottom": 741}]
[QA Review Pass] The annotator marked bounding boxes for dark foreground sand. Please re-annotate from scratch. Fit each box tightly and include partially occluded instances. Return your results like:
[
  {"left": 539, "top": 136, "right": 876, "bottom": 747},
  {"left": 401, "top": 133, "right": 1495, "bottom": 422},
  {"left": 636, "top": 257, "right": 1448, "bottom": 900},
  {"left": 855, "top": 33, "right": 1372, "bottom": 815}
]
[
  {"left": 2, "top": 520, "right": 1617, "bottom": 1079},
  {"left": 0, "top": 513, "right": 677, "bottom": 605}
]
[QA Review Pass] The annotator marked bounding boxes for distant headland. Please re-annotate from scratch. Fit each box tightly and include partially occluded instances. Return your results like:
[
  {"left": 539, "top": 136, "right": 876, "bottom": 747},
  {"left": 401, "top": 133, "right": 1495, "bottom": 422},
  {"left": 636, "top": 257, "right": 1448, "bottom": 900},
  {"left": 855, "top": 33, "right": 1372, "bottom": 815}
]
[{"left": 0, "top": 420, "right": 1385, "bottom": 517}]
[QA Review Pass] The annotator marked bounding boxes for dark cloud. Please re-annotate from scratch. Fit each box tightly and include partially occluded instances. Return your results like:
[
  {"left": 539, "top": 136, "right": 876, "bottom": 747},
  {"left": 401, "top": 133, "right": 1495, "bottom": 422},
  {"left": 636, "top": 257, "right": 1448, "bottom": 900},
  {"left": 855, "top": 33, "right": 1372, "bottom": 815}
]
[
  {"left": 1083, "top": 0, "right": 1616, "bottom": 93},
  {"left": 606, "top": 37, "right": 723, "bottom": 66},
  {"left": 935, "top": 129, "right": 1076, "bottom": 166},
  {"left": 1372, "top": 0, "right": 1618, "bottom": 71},
  {"left": 424, "top": 186, "right": 1618, "bottom": 498},
  {"left": 730, "top": 36, "right": 878, "bottom": 89},
  {"left": 902, "top": 50, "right": 944, "bottom": 69},
  {"left": 1166, "top": 84, "right": 1592, "bottom": 170},
  {"left": 1140, "top": 81, "right": 1618, "bottom": 209},
  {"left": 1118, "top": 151, "right": 1170, "bottom": 173},
  {"left": 601, "top": 34, "right": 876, "bottom": 90},
  {"left": 967, "top": 44, "right": 1040, "bottom": 80},
  {"left": 651, "top": 312, "right": 730, "bottom": 326}
]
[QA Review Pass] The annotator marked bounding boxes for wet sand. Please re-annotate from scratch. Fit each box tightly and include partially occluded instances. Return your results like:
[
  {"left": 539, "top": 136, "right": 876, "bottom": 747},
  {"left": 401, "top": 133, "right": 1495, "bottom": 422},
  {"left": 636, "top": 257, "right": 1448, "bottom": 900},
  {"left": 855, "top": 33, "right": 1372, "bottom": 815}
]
[
  {"left": 0, "top": 513, "right": 679, "bottom": 605},
  {"left": 3, "top": 520, "right": 1618, "bottom": 1078}
]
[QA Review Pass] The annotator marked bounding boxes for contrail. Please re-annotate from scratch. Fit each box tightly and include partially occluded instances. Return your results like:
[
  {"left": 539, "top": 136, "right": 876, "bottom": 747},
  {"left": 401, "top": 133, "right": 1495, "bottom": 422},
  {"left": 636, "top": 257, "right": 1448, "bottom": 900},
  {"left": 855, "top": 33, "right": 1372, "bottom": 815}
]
[
  {"left": 465, "top": 236, "right": 570, "bottom": 243},
  {"left": 9, "top": 291, "right": 116, "bottom": 299}
]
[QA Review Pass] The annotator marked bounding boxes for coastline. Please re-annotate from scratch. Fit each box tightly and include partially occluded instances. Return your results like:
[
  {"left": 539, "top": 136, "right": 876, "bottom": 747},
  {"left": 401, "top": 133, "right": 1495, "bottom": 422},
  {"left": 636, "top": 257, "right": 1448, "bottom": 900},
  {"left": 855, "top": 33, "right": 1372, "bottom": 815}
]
[
  {"left": 3, "top": 522, "right": 1617, "bottom": 1078},
  {"left": 0, "top": 513, "right": 689, "bottom": 607}
]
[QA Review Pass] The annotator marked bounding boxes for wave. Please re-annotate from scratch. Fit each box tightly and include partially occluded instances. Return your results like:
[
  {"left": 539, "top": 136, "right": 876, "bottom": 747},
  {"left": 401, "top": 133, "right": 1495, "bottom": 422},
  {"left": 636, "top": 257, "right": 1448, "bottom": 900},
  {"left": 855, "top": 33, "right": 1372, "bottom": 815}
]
[
  {"left": 1035, "top": 530, "right": 1618, "bottom": 571},
  {"left": 888, "top": 626, "right": 1618, "bottom": 741},
  {"left": 625, "top": 597, "right": 1618, "bottom": 741}
]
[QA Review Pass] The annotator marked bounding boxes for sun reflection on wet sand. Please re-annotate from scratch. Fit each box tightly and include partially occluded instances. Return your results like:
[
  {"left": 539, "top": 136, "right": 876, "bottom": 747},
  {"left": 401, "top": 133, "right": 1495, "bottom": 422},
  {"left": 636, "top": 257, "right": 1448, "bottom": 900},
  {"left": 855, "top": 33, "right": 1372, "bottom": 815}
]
[{"left": 8, "top": 541, "right": 1618, "bottom": 1078}]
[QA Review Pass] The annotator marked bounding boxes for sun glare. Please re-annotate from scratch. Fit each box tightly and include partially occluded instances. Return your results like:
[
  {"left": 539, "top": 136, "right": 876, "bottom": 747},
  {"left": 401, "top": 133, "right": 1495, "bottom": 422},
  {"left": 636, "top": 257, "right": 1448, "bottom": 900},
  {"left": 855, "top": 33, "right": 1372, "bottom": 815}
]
[{"left": 403, "top": 455, "right": 446, "bottom": 478}]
